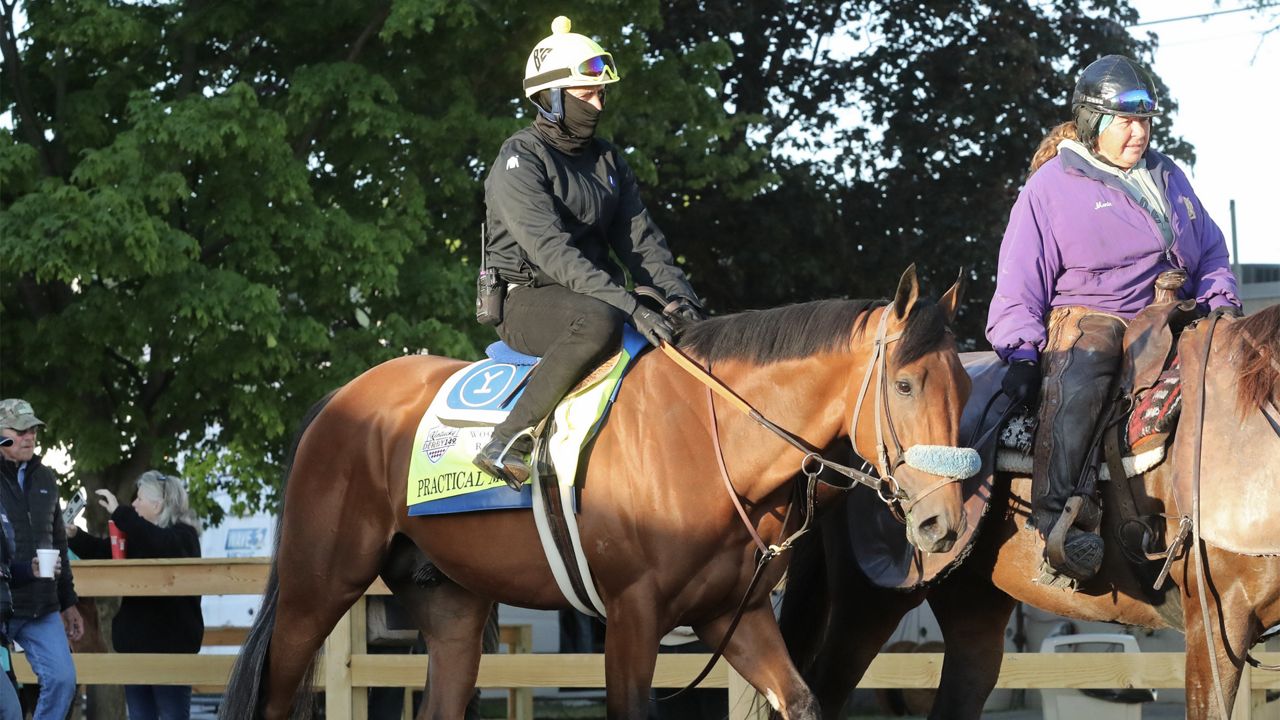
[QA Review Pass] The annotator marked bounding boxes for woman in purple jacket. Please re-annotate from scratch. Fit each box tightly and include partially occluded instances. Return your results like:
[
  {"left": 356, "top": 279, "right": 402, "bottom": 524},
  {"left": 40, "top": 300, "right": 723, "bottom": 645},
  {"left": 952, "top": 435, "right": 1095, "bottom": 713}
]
[{"left": 986, "top": 55, "right": 1242, "bottom": 583}]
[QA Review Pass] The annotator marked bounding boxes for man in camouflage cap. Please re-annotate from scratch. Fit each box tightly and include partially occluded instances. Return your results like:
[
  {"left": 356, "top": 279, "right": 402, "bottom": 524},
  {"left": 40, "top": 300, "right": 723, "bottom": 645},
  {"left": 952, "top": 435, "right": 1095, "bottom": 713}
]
[{"left": 0, "top": 398, "right": 82, "bottom": 719}]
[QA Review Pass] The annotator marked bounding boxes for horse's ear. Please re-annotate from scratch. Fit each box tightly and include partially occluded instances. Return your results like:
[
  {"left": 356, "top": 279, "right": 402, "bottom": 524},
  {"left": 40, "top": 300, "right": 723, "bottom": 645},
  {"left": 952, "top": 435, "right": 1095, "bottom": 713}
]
[
  {"left": 939, "top": 267, "right": 967, "bottom": 325},
  {"left": 892, "top": 264, "right": 920, "bottom": 321}
]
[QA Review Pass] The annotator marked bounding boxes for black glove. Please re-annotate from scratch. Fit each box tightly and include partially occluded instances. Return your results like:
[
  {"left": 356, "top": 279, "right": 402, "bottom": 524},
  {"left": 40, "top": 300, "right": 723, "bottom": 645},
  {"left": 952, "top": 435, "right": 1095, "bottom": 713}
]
[
  {"left": 1206, "top": 304, "right": 1243, "bottom": 320},
  {"left": 1002, "top": 360, "right": 1042, "bottom": 410},
  {"left": 630, "top": 307, "right": 675, "bottom": 347},
  {"left": 667, "top": 298, "right": 705, "bottom": 323}
]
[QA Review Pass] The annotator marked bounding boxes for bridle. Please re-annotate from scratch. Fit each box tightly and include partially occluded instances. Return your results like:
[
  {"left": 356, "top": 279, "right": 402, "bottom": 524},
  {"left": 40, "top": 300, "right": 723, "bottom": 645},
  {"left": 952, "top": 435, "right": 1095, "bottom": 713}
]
[
  {"left": 662, "top": 304, "right": 948, "bottom": 520},
  {"left": 655, "top": 302, "right": 973, "bottom": 699}
]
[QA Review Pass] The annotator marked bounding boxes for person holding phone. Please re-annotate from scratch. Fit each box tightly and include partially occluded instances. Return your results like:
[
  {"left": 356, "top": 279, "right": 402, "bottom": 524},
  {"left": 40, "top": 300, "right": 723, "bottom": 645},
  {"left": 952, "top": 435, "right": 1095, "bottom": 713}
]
[{"left": 67, "top": 471, "right": 204, "bottom": 720}]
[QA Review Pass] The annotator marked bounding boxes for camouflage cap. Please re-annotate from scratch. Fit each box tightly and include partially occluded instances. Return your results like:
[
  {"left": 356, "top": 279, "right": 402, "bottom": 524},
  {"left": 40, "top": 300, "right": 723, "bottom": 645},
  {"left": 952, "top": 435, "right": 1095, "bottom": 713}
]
[{"left": 0, "top": 398, "right": 45, "bottom": 431}]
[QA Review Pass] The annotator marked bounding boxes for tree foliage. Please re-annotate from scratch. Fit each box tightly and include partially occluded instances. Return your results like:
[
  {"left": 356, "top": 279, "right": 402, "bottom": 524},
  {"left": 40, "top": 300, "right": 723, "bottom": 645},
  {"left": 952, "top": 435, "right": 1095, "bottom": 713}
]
[
  {"left": 2, "top": 0, "right": 1190, "bottom": 519},
  {"left": 646, "top": 0, "right": 1191, "bottom": 343}
]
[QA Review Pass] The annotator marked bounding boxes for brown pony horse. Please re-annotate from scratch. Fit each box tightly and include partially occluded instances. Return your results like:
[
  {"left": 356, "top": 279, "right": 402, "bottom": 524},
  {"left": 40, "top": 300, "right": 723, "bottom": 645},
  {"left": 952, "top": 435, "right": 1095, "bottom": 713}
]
[
  {"left": 219, "top": 267, "right": 974, "bottom": 720},
  {"left": 781, "top": 305, "right": 1280, "bottom": 719}
]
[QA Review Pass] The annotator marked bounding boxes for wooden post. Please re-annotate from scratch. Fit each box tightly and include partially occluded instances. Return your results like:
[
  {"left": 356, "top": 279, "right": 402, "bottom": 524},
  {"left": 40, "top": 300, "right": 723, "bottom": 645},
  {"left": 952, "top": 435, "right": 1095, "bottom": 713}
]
[
  {"left": 325, "top": 597, "right": 367, "bottom": 720},
  {"left": 727, "top": 667, "right": 768, "bottom": 720},
  {"left": 510, "top": 624, "right": 534, "bottom": 720},
  {"left": 350, "top": 596, "right": 368, "bottom": 720},
  {"left": 1234, "top": 663, "right": 1254, "bottom": 720}
]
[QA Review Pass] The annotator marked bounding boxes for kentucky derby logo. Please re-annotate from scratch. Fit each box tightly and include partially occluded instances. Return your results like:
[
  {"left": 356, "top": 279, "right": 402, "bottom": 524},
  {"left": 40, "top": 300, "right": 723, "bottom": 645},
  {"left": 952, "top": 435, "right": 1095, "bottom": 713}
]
[{"left": 423, "top": 426, "right": 460, "bottom": 464}]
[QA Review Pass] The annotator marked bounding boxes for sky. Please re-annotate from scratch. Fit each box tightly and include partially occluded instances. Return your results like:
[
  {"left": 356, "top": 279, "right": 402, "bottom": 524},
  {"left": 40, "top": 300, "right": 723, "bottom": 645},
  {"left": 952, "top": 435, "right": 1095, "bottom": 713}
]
[{"left": 1129, "top": 1, "right": 1280, "bottom": 265}]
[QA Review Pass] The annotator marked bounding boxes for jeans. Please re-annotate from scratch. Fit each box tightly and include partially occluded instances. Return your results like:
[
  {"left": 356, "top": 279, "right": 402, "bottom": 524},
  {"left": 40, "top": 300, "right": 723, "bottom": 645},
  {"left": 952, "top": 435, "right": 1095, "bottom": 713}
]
[
  {"left": 0, "top": 669, "right": 20, "bottom": 720},
  {"left": 125, "top": 684, "right": 192, "bottom": 720},
  {"left": 8, "top": 612, "right": 75, "bottom": 720}
]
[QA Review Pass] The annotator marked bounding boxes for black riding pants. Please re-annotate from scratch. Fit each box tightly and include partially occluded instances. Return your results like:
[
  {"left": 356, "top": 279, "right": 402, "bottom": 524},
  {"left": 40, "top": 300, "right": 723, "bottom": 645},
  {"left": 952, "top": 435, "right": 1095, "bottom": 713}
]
[{"left": 492, "top": 284, "right": 625, "bottom": 440}]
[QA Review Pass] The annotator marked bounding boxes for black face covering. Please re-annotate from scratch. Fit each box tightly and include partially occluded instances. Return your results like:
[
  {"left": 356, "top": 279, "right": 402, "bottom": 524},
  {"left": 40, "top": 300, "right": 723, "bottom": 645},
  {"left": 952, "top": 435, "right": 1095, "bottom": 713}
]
[{"left": 534, "top": 91, "right": 602, "bottom": 156}]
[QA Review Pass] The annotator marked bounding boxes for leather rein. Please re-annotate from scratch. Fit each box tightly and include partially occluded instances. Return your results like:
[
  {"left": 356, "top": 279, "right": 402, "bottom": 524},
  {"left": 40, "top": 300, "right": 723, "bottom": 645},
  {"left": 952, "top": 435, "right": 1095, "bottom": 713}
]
[{"left": 654, "top": 305, "right": 923, "bottom": 700}]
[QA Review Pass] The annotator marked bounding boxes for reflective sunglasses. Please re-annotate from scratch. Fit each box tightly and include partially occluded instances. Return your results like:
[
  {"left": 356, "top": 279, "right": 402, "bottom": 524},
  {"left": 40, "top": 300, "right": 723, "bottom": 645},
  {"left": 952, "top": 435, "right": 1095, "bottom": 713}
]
[
  {"left": 1111, "top": 88, "right": 1158, "bottom": 115},
  {"left": 578, "top": 55, "right": 618, "bottom": 81}
]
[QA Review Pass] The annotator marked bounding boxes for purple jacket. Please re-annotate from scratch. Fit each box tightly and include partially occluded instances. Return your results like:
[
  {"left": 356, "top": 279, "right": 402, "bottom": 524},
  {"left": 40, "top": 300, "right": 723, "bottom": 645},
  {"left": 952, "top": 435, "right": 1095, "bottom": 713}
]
[{"left": 986, "top": 148, "right": 1240, "bottom": 362}]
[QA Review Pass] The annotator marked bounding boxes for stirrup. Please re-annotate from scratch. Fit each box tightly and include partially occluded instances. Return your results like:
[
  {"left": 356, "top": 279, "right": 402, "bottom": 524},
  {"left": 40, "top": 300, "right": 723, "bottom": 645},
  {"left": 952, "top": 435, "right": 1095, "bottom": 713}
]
[
  {"left": 475, "top": 429, "right": 535, "bottom": 491},
  {"left": 1045, "top": 497, "right": 1104, "bottom": 581}
]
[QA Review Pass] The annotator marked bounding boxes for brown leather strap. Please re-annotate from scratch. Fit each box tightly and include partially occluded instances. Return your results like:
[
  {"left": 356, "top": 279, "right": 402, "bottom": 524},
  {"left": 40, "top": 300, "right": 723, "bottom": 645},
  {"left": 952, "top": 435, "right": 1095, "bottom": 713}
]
[{"left": 706, "top": 385, "right": 771, "bottom": 558}]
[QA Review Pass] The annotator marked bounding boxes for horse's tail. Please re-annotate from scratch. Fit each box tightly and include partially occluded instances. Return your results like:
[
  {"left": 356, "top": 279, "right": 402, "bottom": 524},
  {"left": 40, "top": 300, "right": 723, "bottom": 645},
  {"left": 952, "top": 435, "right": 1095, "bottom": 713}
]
[{"left": 219, "top": 389, "right": 338, "bottom": 720}]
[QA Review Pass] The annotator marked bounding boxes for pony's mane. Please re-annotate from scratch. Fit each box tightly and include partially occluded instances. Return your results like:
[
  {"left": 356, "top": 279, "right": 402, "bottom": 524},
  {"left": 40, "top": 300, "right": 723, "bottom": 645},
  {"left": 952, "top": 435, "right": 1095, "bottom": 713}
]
[
  {"left": 1229, "top": 305, "right": 1280, "bottom": 414},
  {"left": 678, "top": 298, "right": 948, "bottom": 367}
]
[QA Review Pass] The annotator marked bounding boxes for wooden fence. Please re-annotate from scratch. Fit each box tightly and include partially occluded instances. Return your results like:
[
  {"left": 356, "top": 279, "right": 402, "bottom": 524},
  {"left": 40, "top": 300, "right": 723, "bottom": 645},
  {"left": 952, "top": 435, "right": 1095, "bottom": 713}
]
[{"left": 11, "top": 558, "right": 1280, "bottom": 720}]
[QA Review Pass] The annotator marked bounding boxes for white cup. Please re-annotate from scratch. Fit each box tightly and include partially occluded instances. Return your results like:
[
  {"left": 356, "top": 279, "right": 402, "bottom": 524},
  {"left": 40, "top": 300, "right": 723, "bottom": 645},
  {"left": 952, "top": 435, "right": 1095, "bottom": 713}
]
[{"left": 36, "top": 548, "right": 58, "bottom": 579}]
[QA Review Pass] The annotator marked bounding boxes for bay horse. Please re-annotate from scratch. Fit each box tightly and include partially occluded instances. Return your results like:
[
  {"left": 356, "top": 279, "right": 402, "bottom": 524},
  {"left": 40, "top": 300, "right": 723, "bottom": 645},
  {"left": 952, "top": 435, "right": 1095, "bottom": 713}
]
[
  {"left": 220, "top": 267, "right": 975, "bottom": 720},
  {"left": 780, "top": 304, "right": 1280, "bottom": 719}
]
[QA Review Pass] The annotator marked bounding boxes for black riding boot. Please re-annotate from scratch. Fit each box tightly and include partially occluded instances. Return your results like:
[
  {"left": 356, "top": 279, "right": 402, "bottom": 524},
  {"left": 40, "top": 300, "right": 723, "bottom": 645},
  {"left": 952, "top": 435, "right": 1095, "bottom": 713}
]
[
  {"left": 471, "top": 283, "right": 625, "bottom": 491},
  {"left": 1033, "top": 307, "right": 1126, "bottom": 582},
  {"left": 474, "top": 433, "right": 535, "bottom": 491}
]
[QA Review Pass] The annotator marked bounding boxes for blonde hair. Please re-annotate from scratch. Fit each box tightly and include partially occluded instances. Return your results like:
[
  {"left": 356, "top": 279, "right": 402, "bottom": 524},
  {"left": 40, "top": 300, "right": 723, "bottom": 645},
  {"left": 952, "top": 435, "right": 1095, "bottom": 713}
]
[
  {"left": 1028, "top": 121, "right": 1080, "bottom": 176},
  {"left": 136, "top": 471, "right": 202, "bottom": 535}
]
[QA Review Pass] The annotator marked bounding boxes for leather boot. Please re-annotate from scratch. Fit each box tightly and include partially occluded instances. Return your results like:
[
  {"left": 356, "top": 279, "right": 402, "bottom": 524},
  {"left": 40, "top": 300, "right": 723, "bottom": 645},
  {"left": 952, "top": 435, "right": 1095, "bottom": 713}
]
[
  {"left": 474, "top": 433, "right": 534, "bottom": 491},
  {"left": 1032, "top": 307, "right": 1125, "bottom": 582}
]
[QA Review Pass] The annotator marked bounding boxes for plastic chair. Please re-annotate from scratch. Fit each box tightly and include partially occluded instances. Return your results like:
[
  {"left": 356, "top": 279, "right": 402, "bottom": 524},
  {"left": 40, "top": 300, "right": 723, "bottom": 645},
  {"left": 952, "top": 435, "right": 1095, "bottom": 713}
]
[{"left": 1039, "top": 633, "right": 1157, "bottom": 720}]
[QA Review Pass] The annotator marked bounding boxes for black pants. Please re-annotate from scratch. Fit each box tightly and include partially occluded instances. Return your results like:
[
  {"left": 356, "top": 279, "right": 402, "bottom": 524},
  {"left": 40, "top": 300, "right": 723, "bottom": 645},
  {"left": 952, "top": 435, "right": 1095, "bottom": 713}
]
[{"left": 493, "top": 284, "right": 625, "bottom": 440}]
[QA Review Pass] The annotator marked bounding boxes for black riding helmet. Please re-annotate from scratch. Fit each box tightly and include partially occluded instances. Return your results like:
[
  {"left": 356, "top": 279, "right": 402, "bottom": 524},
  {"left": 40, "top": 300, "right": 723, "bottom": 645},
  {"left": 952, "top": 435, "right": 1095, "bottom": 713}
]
[{"left": 1072, "top": 55, "right": 1162, "bottom": 147}]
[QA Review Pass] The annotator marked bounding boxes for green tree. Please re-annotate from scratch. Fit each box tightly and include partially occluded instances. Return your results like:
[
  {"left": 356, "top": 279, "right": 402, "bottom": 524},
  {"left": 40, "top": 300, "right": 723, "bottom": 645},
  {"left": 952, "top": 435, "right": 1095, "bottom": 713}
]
[
  {"left": 0, "top": 0, "right": 751, "bottom": 519},
  {"left": 645, "top": 0, "right": 1192, "bottom": 344}
]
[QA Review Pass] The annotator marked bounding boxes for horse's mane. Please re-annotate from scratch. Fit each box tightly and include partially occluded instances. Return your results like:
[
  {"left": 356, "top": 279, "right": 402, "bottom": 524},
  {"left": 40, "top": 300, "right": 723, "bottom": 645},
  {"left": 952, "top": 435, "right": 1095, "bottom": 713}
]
[
  {"left": 1229, "top": 304, "right": 1280, "bottom": 414},
  {"left": 678, "top": 298, "right": 948, "bottom": 366}
]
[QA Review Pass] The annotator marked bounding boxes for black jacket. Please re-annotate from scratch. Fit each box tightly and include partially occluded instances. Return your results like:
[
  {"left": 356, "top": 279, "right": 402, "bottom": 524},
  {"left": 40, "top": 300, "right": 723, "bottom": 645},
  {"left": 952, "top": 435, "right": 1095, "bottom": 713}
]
[
  {"left": 484, "top": 126, "right": 698, "bottom": 316},
  {"left": 0, "top": 455, "right": 77, "bottom": 618},
  {"left": 69, "top": 505, "right": 204, "bottom": 653}
]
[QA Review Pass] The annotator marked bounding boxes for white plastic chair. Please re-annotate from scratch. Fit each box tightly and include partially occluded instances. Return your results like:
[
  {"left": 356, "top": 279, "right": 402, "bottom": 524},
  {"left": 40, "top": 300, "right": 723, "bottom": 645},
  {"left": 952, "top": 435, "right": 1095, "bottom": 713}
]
[{"left": 1039, "top": 633, "right": 1156, "bottom": 720}]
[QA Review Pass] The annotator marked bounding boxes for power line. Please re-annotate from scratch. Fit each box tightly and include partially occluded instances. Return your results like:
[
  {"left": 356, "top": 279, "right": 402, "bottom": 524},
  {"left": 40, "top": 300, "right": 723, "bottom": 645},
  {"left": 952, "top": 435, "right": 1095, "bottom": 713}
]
[{"left": 1128, "top": 3, "right": 1280, "bottom": 28}]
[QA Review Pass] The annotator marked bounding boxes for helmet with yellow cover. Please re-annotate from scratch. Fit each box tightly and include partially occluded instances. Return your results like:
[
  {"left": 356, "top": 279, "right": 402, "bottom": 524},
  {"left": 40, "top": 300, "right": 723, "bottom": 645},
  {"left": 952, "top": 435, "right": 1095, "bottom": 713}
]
[{"left": 523, "top": 16, "right": 619, "bottom": 122}]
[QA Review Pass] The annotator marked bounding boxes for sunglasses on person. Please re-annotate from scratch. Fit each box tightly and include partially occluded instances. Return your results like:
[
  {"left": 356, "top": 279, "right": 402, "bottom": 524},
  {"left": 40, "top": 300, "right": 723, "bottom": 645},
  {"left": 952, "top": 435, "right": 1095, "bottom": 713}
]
[{"left": 1111, "top": 88, "right": 1158, "bottom": 115}]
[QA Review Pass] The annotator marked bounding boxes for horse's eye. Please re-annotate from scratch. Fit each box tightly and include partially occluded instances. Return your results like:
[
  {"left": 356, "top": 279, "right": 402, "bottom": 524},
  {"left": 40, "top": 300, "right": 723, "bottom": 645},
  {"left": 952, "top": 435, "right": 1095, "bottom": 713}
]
[{"left": 895, "top": 380, "right": 912, "bottom": 396}]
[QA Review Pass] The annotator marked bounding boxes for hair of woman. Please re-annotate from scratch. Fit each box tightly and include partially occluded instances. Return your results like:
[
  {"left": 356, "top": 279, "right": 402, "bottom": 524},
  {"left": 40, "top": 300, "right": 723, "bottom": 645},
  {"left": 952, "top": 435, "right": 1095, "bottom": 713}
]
[
  {"left": 1029, "top": 121, "right": 1081, "bottom": 176},
  {"left": 135, "top": 470, "right": 201, "bottom": 534}
]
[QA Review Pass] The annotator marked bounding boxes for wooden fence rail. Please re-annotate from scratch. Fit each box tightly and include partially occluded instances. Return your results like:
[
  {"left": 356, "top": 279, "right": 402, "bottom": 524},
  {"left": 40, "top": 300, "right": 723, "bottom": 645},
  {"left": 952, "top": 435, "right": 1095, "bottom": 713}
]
[{"left": 11, "top": 559, "right": 1280, "bottom": 720}]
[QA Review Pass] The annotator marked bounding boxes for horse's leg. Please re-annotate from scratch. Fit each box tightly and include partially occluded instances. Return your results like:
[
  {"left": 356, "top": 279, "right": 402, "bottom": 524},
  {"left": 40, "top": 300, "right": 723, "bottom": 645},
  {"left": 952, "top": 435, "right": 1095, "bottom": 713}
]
[
  {"left": 697, "top": 604, "right": 818, "bottom": 720},
  {"left": 262, "top": 562, "right": 375, "bottom": 720},
  {"left": 262, "top": 473, "right": 394, "bottom": 717},
  {"left": 785, "top": 506, "right": 924, "bottom": 718},
  {"left": 381, "top": 537, "right": 493, "bottom": 720},
  {"left": 1182, "top": 553, "right": 1259, "bottom": 720},
  {"left": 925, "top": 572, "right": 1018, "bottom": 720},
  {"left": 602, "top": 598, "right": 660, "bottom": 720}
]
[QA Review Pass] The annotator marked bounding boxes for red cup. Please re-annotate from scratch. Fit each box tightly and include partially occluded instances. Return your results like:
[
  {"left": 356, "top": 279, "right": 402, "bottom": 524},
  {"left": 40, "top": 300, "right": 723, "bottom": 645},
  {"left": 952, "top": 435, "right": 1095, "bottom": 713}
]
[{"left": 108, "top": 521, "right": 127, "bottom": 559}]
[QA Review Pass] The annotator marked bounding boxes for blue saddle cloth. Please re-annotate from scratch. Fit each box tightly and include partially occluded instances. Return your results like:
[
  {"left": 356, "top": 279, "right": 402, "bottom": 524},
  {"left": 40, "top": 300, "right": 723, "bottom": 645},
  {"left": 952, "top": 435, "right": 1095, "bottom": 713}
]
[{"left": 409, "top": 326, "right": 649, "bottom": 517}]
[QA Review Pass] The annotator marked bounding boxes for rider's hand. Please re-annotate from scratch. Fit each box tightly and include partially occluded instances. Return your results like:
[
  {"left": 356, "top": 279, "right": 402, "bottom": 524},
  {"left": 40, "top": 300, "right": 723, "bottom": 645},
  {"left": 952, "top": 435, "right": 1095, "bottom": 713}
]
[
  {"left": 1002, "top": 360, "right": 1042, "bottom": 410},
  {"left": 630, "top": 307, "right": 676, "bottom": 347},
  {"left": 667, "top": 298, "right": 705, "bottom": 323}
]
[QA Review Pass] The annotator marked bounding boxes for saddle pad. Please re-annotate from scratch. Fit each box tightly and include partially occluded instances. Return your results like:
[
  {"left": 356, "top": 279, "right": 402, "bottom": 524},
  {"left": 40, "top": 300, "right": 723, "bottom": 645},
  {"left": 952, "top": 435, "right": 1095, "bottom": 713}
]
[
  {"left": 1127, "top": 355, "right": 1182, "bottom": 454},
  {"left": 994, "top": 409, "right": 1166, "bottom": 480},
  {"left": 406, "top": 327, "right": 649, "bottom": 515}
]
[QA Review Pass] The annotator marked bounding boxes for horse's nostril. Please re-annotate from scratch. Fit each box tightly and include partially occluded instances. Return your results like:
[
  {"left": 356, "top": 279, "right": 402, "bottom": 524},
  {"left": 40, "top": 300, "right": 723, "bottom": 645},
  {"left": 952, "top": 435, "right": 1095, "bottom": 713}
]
[{"left": 918, "top": 515, "right": 943, "bottom": 539}]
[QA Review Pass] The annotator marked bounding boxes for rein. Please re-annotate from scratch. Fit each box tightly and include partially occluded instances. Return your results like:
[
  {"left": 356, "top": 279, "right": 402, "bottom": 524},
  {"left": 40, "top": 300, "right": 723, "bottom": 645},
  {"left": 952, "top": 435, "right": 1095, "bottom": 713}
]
[
  {"left": 655, "top": 306, "right": 914, "bottom": 701},
  {"left": 1190, "top": 313, "right": 1231, "bottom": 719},
  {"left": 658, "top": 308, "right": 909, "bottom": 510}
]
